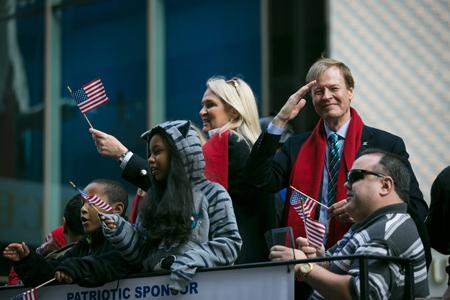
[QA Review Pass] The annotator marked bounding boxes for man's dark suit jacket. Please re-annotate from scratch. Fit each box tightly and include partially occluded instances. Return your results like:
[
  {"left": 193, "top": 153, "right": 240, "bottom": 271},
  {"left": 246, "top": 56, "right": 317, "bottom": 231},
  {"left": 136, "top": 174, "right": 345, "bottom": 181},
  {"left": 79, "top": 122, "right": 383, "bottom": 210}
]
[
  {"left": 246, "top": 124, "right": 431, "bottom": 267},
  {"left": 121, "top": 154, "right": 151, "bottom": 191}
]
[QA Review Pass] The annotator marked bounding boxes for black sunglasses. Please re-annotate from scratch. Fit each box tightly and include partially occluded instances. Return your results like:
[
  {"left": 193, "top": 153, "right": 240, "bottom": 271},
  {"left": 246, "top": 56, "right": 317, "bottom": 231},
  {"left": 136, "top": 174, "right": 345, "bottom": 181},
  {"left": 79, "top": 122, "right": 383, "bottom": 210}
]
[{"left": 347, "top": 169, "right": 386, "bottom": 186}]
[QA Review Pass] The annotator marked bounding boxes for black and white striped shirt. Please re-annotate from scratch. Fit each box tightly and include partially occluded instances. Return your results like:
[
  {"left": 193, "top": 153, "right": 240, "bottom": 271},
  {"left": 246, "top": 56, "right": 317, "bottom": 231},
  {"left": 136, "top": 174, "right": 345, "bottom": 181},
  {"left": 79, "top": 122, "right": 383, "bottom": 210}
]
[{"left": 310, "top": 203, "right": 429, "bottom": 300}]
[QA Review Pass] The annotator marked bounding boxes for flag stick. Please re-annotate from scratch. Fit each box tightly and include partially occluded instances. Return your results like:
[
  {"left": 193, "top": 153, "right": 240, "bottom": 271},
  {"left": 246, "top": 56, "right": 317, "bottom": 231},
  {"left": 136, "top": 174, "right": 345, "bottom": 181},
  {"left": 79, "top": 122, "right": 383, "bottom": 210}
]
[
  {"left": 67, "top": 86, "right": 94, "bottom": 129},
  {"left": 35, "top": 278, "right": 56, "bottom": 290},
  {"left": 290, "top": 186, "right": 329, "bottom": 209},
  {"left": 69, "top": 181, "right": 102, "bottom": 215},
  {"left": 82, "top": 113, "right": 94, "bottom": 129}
]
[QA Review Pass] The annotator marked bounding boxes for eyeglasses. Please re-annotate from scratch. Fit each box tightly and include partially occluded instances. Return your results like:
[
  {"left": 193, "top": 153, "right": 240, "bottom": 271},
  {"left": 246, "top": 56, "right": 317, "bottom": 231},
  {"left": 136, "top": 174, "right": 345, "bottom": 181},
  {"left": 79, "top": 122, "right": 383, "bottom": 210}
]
[
  {"left": 226, "top": 78, "right": 241, "bottom": 98},
  {"left": 347, "top": 169, "right": 387, "bottom": 186},
  {"left": 226, "top": 78, "right": 239, "bottom": 89}
]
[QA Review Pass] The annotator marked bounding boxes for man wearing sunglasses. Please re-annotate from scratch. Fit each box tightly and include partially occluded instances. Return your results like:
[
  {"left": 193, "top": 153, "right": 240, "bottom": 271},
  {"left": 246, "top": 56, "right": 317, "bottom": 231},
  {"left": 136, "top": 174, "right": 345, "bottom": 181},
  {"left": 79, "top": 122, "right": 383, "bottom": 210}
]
[
  {"left": 270, "top": 149, "right": 429, "bottom": 299},
  {"left": 246, "top": 58, "right": 430, "bottom": 272}
]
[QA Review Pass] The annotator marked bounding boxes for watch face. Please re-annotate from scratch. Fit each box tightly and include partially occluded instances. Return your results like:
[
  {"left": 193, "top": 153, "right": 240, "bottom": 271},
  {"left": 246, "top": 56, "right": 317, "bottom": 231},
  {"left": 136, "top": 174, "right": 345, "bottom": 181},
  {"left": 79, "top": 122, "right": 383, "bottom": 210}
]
[{"left": 300, "top": 263, "right": 312, "bottom": 275}]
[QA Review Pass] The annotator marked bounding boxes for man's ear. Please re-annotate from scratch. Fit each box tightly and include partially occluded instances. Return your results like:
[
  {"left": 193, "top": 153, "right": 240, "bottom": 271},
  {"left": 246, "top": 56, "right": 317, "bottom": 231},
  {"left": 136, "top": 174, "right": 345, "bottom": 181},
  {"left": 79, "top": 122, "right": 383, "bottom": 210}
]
[
  {"left": 347, "top": 87, "right": 354, "bottom": 102},
  {"left": 380, "top": 176, "right": 394, "bottom": 196},
  {"left": 112, "top": 202, "right": 124, "bottom": 215}
]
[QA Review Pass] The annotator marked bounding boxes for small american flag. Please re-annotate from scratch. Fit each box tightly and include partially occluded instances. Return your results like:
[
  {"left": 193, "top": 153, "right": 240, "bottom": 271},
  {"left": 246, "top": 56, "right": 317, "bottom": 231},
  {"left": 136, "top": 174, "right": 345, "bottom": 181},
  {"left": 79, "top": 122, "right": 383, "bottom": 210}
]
[
  {"left": 73, "top": 78, "right": 109, "bottom": 114},
  {"left": 290, "top": 189, "right": 325, "bottom": 248},
  {"left": 290, "top": 189, "right": 315, "bottom": 216},
  {"left": 301, "top": 216, "right": 326, "bottom": 248},
  {"left": 74, "top": 185, "right": 113, "bottom": 213},
  {"left": 10, "top": 288, "right": 37, "bottom": 300}
]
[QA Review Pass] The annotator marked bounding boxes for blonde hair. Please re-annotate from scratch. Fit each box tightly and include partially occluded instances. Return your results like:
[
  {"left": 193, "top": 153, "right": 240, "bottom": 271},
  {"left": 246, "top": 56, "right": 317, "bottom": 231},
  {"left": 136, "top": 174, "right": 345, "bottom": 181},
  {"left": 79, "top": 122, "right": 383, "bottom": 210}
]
[
  {"left": 206, "top": 77, "right": 261, "bottom": 145},
  {"left": 306, "top": 58, "right": 355, "bottom": 89},
  {"left": 191, "top": 123, "right": 207, "bottom": 146}
]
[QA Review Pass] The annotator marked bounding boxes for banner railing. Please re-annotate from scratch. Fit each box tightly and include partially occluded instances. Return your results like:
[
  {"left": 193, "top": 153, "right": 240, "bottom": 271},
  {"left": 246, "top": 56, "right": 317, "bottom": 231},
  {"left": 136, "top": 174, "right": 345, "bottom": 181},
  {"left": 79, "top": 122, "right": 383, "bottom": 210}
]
[
  {"left": 194, "top": 254, "right": 415, "bottom": 299},
  {"left": 0, "top": 254, "right": 415, "bottom": 299}
]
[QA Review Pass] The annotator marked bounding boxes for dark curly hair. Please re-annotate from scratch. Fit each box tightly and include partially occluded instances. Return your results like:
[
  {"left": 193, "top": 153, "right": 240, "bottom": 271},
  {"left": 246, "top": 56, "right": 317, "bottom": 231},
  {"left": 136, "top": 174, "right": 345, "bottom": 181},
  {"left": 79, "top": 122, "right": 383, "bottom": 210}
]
[{"left": 64, "top": 194, "right": 84, "bottom": 236}]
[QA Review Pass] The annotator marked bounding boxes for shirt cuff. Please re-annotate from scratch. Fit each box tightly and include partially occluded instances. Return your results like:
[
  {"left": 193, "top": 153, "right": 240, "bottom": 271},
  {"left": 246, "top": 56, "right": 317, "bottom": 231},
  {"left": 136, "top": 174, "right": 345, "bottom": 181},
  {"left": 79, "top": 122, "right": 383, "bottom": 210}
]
[
  {"left": 267, "top": 122, "right": 284, "bottom": 135},
  {"left": 119, "top": 151, "right": 134, "bottom": 169}
]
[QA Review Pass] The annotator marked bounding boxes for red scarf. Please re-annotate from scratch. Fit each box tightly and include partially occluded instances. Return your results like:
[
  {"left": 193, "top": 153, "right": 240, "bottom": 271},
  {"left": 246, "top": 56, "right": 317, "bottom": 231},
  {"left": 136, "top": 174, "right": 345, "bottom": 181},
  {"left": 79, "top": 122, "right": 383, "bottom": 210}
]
[
  {"left": 51, "top": 226, "right": 67, "bottom": 248},
  {"left": 129, "top": 192, "right": 145, "bottom": 224},
  {"left": 286, "top": 108, "right": 364, "bottom": 248},
  {"left": 202, "top": 130, "right": 229, "bottom": 190}
]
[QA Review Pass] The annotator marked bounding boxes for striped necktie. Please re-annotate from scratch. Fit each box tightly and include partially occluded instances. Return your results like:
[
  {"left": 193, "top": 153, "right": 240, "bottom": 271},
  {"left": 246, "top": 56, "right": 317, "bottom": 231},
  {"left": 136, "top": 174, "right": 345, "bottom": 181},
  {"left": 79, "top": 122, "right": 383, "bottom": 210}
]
[{"left": 327, "top": 133, "right": 341, "bottom": 206}]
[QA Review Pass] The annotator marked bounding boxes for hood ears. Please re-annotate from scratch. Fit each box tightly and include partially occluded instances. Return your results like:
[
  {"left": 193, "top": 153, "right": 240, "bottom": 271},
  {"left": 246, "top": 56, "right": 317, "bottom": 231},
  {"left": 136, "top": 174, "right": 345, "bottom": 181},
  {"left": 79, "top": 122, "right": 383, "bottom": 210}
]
[
  {"left": 177, "top": 121, "right": 191, "bottom": 138},
  {"left": 140, "top": 120, "right": 191, "bottom": 142},
  {"left": 140, "top": 129, "right": 151, "bottom": 142}
]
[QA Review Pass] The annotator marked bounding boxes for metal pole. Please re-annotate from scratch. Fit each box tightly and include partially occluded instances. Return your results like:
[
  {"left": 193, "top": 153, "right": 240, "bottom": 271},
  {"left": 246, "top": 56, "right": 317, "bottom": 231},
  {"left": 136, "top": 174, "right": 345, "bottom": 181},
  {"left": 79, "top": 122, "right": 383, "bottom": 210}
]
[
  {"left": 404, "top": 259, "right": 414, "bottom": 299},
  {"left": 43, "top": 0, "right": 61, "bottom": 234},
  {"left": 359, "top": 256, "right": 369, "bottom": 300},
  {"left": 147, "top": 0, "right": 166, "bottom": 128}
]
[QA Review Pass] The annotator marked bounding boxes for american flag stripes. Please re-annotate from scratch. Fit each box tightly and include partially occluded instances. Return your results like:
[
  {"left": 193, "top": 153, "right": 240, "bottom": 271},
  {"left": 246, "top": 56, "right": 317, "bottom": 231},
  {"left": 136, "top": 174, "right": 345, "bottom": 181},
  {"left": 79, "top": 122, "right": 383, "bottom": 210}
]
[
  {"left": 301, "top": 216, "right": 326, "bottom": 249},
  {"left": 10, "top": 288, "right": 37, "bottom": 300},
  {"left": 289, "top": 189, "right": 325, "bottom": 248},
  {"left": 73, "top": 78, "right": 109, "bottom": 114},
  {"left": 74, "top": 185, "right": 113, "bottom": 213}
]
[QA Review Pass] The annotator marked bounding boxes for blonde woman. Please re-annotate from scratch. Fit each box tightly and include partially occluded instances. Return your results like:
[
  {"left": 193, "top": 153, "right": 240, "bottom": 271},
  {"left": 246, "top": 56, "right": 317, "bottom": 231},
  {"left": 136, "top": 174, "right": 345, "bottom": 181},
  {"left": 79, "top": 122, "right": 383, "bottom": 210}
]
[
  {"left": 200, "top": 76, "right": 276, "bottom": 264},
  {"left": 200, "top": 77, "right": 261, "bottom": 144}
]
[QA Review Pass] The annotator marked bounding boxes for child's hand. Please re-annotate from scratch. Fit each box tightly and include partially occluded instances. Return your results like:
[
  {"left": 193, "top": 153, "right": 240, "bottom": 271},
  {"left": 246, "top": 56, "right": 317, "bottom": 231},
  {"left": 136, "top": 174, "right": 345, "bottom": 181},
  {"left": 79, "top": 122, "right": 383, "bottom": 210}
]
[
  {"left": 3, "top": 242, "right": 30, "bottom": 261},
  {"left": 98, "top": 213, "right": 118, "bottom": 230},
  {"left": 36, "top": 234, "right": 60, "bottom": 256},
  {"left": 103, "top": 218, "right": 117, "bottom": 230},
  {"left": 55, "top": 271, "right": 73, "bottom": 283}
]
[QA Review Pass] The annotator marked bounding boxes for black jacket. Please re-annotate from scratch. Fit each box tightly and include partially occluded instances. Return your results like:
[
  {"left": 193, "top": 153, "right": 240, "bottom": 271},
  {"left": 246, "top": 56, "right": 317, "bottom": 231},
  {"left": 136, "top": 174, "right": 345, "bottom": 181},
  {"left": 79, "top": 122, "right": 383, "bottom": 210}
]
[
  {"left": 122, "top": 154, "right": 151, "bottom": 191},
  {"left": 15, "top": 230, "right": 135, "bottom": 287},
  {"left": 426, "top": 166, "right": 450, "bottom": 283},
  {"left": 426, "top": 165, "right": 450, "bottom": 254},
  {"left": 225, "top": 133, "right": 277, "bottom": 263}
]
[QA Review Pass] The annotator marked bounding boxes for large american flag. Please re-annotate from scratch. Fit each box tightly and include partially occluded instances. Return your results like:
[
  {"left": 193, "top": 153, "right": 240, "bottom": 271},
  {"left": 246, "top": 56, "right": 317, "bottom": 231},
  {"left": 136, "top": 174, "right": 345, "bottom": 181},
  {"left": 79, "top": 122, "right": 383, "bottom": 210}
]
[
  {"left": 10, "top": 288, "right": 37, "bottom": 300},
  {"left": 289, "top": 189, "right": 325, "bottom": 248},
  {"left": 74, "top": 185, "right": 113, "bottom": 213},
  {"left": 73, "top": 78, "right": 109, "bottom": 114}
]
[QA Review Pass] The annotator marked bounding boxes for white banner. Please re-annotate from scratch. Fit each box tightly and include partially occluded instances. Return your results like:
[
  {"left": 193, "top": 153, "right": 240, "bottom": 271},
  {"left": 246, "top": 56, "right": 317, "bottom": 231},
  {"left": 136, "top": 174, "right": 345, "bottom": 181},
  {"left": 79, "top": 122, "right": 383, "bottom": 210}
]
[{"left": 0, "top": 264, "right": 294, "bottom": 300}]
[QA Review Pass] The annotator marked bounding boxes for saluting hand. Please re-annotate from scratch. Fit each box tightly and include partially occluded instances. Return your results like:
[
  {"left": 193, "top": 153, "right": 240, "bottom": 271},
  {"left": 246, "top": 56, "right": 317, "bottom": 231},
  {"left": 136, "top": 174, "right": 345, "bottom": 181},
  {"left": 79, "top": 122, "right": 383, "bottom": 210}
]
[{"left": 273, "top": 80, "right": 317, "bottom": 128}]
